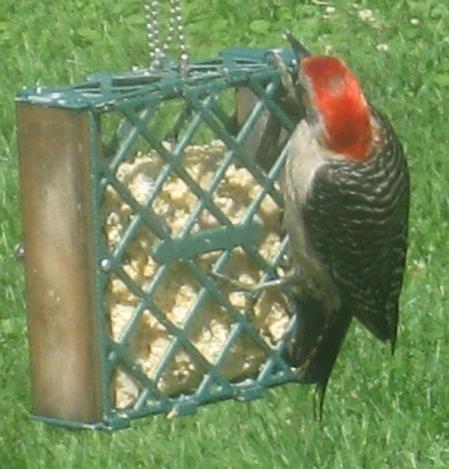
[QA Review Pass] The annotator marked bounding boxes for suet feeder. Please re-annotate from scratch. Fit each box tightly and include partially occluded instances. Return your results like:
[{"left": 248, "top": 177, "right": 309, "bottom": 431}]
[{"left": 16, "top": 4, "right": 301, "bottom": 430}]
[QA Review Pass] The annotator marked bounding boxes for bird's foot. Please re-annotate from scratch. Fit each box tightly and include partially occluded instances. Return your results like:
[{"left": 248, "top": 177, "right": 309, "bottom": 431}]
[
  {"left": 211, "top": 271, "right": 299, "bottom": 293},
  {"left": 266, "top": 49, "right": 298, "bottom": 102}
]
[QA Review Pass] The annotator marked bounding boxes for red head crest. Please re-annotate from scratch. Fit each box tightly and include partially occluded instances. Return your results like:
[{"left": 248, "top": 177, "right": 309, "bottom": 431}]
[{"left": 299, "top": 56, "right": 373, "bottom": 161}]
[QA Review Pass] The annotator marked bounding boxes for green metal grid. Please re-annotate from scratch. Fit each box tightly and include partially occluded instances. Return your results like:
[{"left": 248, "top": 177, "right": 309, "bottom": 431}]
[{"left": 17, "top": 47, "right": 302, "bottom": 430}]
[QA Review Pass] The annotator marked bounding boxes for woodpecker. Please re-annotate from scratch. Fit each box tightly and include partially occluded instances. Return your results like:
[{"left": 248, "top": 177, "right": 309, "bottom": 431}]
[{"left": 281, "top": 34, "right": 410, "bottom": 411}]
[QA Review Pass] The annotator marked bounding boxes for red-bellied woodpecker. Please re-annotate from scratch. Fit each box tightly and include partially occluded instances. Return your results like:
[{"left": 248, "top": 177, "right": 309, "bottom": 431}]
[{"left": 281, "top": 34, "right": 410, "bottom": 412}]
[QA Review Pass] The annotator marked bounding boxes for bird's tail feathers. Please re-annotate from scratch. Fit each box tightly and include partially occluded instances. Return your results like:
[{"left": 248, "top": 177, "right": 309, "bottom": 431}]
[{"left": 283, "top": 292, "right": 352, "bottom": 417}]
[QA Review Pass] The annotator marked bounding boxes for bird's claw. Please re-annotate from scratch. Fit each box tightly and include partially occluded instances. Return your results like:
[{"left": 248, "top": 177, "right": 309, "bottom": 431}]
[
  {"left": 267, "top": 50, "right": 296, "bottom": 97},
  {"left": 210, "top": 272, "right": 261, "bottom": 293},
  {"left": 211, "top": 271, "right": 299, "bottom": 293}
]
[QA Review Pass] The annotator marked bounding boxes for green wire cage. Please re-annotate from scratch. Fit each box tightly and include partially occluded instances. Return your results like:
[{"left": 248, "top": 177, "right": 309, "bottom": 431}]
[{"left": 16, "top": 47, "right": 302, "bottom": 430}]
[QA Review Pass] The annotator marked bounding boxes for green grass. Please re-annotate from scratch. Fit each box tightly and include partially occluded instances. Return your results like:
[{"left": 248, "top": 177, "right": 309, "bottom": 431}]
[{"left": 1, "top": 0, "right": 449, "bottom": 467}]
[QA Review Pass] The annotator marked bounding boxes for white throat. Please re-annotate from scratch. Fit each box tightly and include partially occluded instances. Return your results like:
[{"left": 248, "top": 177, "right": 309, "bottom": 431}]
[{"left": 282, "top": 120, "right": 328, "bottom": 205}]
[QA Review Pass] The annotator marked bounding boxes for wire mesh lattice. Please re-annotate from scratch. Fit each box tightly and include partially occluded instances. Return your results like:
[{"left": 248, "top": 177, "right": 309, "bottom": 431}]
[{"left": 18, "top": 48, "right": 301, "bottom": 429}]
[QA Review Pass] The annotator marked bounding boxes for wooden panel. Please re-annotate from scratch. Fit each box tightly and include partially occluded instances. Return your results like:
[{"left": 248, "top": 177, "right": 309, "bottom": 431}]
[{"left": 17, "top": 104, "right": 103, "bottom": 423}]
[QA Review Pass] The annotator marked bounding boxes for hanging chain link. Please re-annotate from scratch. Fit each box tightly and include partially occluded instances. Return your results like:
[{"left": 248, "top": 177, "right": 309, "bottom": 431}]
[
  {"left": 145, "top": 0, "right": 164, "bottom": 70},
  {"left": 145, "top": 0, "right": 190, "bottom": 73},
  {"left": 168, "top": 0, "right": 190, "bottom": 74}
]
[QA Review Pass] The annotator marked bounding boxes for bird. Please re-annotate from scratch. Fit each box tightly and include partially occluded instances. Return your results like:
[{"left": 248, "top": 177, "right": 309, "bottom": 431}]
[{"left": 280, "top": 33, "right": 410, "bottom": 414}]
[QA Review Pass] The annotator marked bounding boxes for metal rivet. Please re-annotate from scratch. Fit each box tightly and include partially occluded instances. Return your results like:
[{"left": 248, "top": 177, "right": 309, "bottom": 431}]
[{"left": 100, "top": 258, "right": 112, "bottom": 272}]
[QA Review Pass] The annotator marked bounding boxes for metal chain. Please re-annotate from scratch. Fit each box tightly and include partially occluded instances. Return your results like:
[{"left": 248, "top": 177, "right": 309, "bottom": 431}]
[
  {"left": 145, "top": 0, "right": 190, "bottom": 73},
  {"left": 168, "top": 0, "right": 189, "bottom": 74},
  {"left": 145, "top": 0, "right": 164, "bottom": 70}
]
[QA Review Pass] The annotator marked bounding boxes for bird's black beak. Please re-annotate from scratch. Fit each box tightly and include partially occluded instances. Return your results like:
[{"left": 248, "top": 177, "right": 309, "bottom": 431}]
[{"left": 284, "top": 31, "right": 311, "bottom": 62}]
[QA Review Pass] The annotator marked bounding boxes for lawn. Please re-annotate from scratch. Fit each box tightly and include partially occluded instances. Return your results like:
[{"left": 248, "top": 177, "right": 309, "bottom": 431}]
[{"left": 1, "top": 0, "right": 449, "bottom": 467}]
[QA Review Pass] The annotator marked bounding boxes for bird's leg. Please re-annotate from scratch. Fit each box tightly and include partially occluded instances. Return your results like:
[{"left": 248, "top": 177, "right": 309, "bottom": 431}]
[{"left": 211, "top": 270, "right": 299, "bottom": 293}]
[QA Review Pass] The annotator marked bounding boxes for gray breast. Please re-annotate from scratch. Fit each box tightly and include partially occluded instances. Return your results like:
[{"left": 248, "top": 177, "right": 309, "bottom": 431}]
[{"left": 281, "top": 121, "right": 341, "bottom": 311}]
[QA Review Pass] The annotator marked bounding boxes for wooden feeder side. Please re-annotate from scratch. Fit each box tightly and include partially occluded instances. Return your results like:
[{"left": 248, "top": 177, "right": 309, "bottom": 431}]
[{"left": 16, "top": 104, "right": 103, "bottom": 424}]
